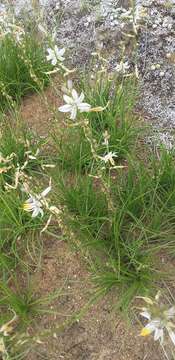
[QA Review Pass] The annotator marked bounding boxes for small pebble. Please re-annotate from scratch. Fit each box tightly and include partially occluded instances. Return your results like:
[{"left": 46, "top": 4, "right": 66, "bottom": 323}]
[
  {"left": 166, "top": 53, "right": 171, "bottom": 58},
  {"left": 151, "top": 64, "right": 156, "bottom": 70},
  {"left": 160, "top": 71, "right": 165, "bottom": 77}
]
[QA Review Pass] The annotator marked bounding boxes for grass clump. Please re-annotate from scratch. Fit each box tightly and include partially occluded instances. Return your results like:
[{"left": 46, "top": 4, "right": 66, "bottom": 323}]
[
  {"left": 0, "top": 30, "right": 51, "bottom": 110},
  {"left": 0, "top": 118, "right": 52, "bottom": 189},
  {"left": 54, "top": 146, "right": 175, "bottom": 309},
  {"left": 53, "top": 74, "right": 139, "bottom": 173},
  {"left": 0, "top": 115, "right": 58, "bottom": 358},
  {"left": 52, "top": 69, "right": 175, "bottom": 311},
  {"left": 54, "top": 173, "right": 108, "bottom": 244}
]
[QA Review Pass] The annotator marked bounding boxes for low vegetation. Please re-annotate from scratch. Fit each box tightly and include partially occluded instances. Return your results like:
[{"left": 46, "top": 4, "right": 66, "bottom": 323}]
[{"left": 0, "top": 2, "right": 175, "bottom": 359}]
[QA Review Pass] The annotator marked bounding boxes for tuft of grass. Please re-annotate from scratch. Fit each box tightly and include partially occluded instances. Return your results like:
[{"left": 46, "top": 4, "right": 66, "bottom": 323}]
[
  {"left": 0, "top": 119, "right": 52, "bottom": 278},
  {"left": 54, "top": 172, "right": 109, "bottom": 245},
  {"left": 0, "top": 278, "right": 65, "bottom": 323},
  {"left": 0, "top": 31, "right": 51, "bottom": 110},
  {"left": 52, "top": 126, "right": 92, "bottom": 173},
  {"left": 0, "top": 188, "right": 44, "bottom": 273},
  {"left": 0, "top": 118, "right": 52, "bottom": 190},
  {"left": 53, "top": 120, "right": 175, "bottom": 310},
  {"left": 53, "top": 74, "right": 140, "bottom": 174},
  {"left": 82, "top": 73, "right": 138, "bottom": 159}
]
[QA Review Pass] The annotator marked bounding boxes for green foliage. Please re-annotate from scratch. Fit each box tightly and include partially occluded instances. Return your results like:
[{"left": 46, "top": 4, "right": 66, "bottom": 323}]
[
  {"left": 1, "top": 14, "right": 175, "bottom": 351},
  {"left": 0, "top": 32, "right": 51, "bottom": 109},
  {"left": 0, "top": 119, "right": 51, "bottom": 189},
  {"left": 54, "top": 172, "right": 108, "bottom": 244},
  {"left": 83, "top": 74, "right": 138, "bottom": 157},
  {"left": 53, "top": 75, "right": 139, "bottom": 174},
  {"left": 0, "top": 189, "right": 43, "bottom": 261},
  {"left": 52, "top": 126, "right": 92, "bottom": 172},
  {"left": 53, "top": 121, "right": 175, "bottom": 310}
]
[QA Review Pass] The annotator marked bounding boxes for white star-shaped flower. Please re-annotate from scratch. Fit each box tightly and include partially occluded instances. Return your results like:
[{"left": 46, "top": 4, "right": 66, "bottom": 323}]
[
  {"left": 115, "top": 61, "right": 130, "bottom": 74},
  {"left": 23, "top": 186, "right": 51, "bottom": 218},
  {"left": 59, "top": 88, "right": 91, "bottom": 120},
  {"left": 46, "top": 46, "right": 65, "bottom": 66},
  {"left": 140, "top": 306, "right": 175, "bottom": 345},
  {"left": 99, "top": 151, "right": 118, "bottom": 166}
]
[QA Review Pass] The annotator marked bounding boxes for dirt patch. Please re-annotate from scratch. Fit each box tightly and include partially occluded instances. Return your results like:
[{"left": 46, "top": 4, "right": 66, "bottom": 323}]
[
  {"left": 19, "top": 78, "right": 62, "bottom": 136},
  {"left": 25, "top": 237, "right": 164, "bottom": 360}
]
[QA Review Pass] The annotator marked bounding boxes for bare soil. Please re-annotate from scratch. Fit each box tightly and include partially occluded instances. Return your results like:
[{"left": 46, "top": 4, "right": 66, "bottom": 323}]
[
  {"left": 19, "top": 78, "right": 62, "bottom": 136},
  {"left": 26, "top": 238, "right": 164, "bottom": 360}
]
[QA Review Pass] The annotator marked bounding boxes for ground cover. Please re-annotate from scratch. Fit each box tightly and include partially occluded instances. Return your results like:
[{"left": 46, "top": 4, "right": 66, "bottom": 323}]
[{"left": 0, "top": 2, "right": 175, "bottom": 359}]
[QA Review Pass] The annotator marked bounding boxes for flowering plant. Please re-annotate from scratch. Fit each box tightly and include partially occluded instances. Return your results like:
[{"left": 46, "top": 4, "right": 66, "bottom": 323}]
[{"left": 139, "top": 293, "right": 175, "bottom": 345}]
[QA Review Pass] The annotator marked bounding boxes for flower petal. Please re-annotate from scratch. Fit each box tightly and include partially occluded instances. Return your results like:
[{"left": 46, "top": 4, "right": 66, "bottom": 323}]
[
  {"left": 78, "top": 92, "right": 85, "bottom": 103},
  {"left": 78, "top": 103, "right": 91, "bottom": 112},
  {"left": 166, "top": 307, "right": 175, "bottom": 319},
  {"left": 52, "top": 59, "right": 57, "bottom": 66},
  {"left": 46, "top": 54, "right": 52, "bottom": 61},
  {"left": 70, "top": 106, "right": 77, "bottom": 120},
  {"left": 41, "top": 186, "right": 51, "bottom": 198},
  {"left": 39, "top": 208, "right": 44, "bottom": 217},
  {"left": 57, "top": 47, "right": 65, "bottom": 57},
  {"left": 167, "top": 329, "right": 175, "bottom": 345},
  {"left": 58, "top": 104, "right": 73, "bottom": 113},
  {"left": 46, "top": 48, "right": 53, "bottom": 57},
  {"left": 63, "top": 94, "right": 74, "bottom": 105},
  {"left": 140, "top": 311, "right": 151, "bottom": 320},
  {"left": 154, "top": 328, "right": 163, "bottom": 342},
  {"left": 32, "top": 208, "right": 40, "bottom": 218},
  {"left": 71, "top": 89, "right": 79, "bottom": 101},
  {"left": 57, "top": 54, "right": 65, "bottom": 62}
]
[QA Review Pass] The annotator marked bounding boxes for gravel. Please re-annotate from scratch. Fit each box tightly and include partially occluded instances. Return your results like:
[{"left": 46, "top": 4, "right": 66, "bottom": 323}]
[{"left": 1, "top": 0, "right": 175, "bottom": 143}]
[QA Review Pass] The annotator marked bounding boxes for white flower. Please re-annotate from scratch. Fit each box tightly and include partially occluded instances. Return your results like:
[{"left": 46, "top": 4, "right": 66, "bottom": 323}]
[
  {"left": 23, "top": 186, "right": 51, "bottom": 218},
  {"left": 140, "top": 316, "right": 164, "bottom": 343},
  {"left": 46, "top": 46, "right": 65, "bottom": 66},
  {"left": 59, "top": 88, "right": 91, "bottom": 120},
  {"left": 140, "top": 306, "right": 175, "bottom": 345},
  {"left": 23, "top": 196, "right": 43, "bottom": 218},
  {"left": 115, "top": 61, "right": 130, "bottom": 74},
  {"left": 99, "top": 151, "right": 118, "bottom": 166}
]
